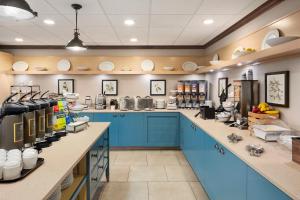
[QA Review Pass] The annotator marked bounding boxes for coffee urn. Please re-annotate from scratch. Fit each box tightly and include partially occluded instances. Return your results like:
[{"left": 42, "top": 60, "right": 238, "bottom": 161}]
[{"left": 0, "top": 93, "right": 28, "bottom": 150}]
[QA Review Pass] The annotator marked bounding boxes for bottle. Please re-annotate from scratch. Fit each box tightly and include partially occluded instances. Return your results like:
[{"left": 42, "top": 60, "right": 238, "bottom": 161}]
[{"left": 247, "top": 69, "right": 253, "bottom": 80}]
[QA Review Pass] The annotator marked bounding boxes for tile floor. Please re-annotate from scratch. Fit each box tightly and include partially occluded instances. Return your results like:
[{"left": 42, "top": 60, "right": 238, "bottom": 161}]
[{"left": 99, "top": 150, "right": 209, "bottom": 200}]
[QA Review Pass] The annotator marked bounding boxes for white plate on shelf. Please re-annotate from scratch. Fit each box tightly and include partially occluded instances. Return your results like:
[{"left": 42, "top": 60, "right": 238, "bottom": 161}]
[
  {"left": 141, "top": 59, "right": 155, "bottom": 71},
  {"left": 57, "top": 59, "right": 71, "bottom": 71},
  {"left": 266, "top": 36, "right": 300, "bottom": 47},
  {"left": 182, "top": 61, "right": 198, "bottom": 72},
  {"left": 261, "top": 29, "right": 280, "bottom": 50},
  {"left": 77, "top": 66, "right": 90, "bottom": 71},
  {"left": 12, "top": 61, "right": 29, "bottom": 71},
  {"left": 162, "top": 66, "right": 175, "bottom": 71},
  {"left": 98, "top": 61, "right": 115, "bottom": 71}
]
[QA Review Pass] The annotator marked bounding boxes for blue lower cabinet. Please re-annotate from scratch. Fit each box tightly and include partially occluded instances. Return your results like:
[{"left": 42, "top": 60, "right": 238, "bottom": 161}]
[
  {"left": 146, "top": 113, "right": 179, "bottom": 147},
  {"left": 247, "top": 167, "right": 291, "bottom": 200},
  {"left": 118, "top": 113, "right": 146, "bottom": 146},
  {"left": 94, "top": 113, "right": 119, "bottom": 147}
]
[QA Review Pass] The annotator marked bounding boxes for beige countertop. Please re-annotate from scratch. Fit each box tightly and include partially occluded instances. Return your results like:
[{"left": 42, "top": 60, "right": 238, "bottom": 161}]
[
  {"left": 0, "top": 122, "right": 110, "bottom": 200},
  {"left": 85, "top": 109, "right": 300, "bottom": 199}
]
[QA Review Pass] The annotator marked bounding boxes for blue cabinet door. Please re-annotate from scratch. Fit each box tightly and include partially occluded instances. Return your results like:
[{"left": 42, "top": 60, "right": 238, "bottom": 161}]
[
  {"left": 247, "top": 167, "right": 291, "bottom": 200},
  {"left": 94, "top": 113, "right": 119, "bottom": 147},
  {"left": 118, "top": 113, "right": 146, "bottom": 146},
  {"left": 146, "top": 113, "right": 179, "bottom": 147}
]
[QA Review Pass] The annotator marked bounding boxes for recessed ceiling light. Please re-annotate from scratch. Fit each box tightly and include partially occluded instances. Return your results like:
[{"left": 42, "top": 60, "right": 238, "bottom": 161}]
[
  {"left": 15, "top": 38, "right": 23, "bottom": 42},
  {"left": 124, "top": 19, "right": 135, "bottom": 26},
  {"left": 130, "top": 38, "right": 138, "bottom": 42},
  {"left": 43, "top": 19, "right": 55, "bottom": 25},
  {"left": 203, "top": 19, "right": 214, "bottom": 25}
]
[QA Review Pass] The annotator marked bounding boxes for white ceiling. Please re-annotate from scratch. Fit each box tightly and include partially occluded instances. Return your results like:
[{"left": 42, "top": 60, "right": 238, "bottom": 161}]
[{"left": 0, "top": 0, "right": 268, "bottom": 46}]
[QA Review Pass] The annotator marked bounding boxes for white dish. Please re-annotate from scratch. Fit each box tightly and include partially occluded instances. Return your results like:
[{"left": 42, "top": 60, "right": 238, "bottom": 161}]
[
  {"left": 34, "top": 67, "right": 48, "bottom": 71},
  {"left": 141, "top": 59, "right": 155, "bottom": 72},
  {"left": 12, "top": 61, "right": 29, "bottom": 71},
  {"left": 23, "top": 155, "right": 38, "bottom": 169},
  {"left": 182, "top": 61, "right": 198, "bottom": 72},
  {"left": 77, "top": 66, "right": 90, "bottom": 71},
  {"left": 98, "top": 61, "right": 115, "bottom": 71},
  {"left": 232, "top": 46, "right": 244, "bottom": 59},
  {"left": 3, "top": 160, "right": 22, "bottom": 180},
  {"left": 212, "top": 53, "right": 219, "bottom": 61},
  {"left": 57, "top": 59, "right": 71, "bottom": 71},
  {"left": 266, "top": 36, "right": 300, "bottom": 47},
  {"left": 162, "top": 66, "right": 175, "bottom": 71},
  {"left": 261, "top": 29, "right": 280, "bottom": 50}
]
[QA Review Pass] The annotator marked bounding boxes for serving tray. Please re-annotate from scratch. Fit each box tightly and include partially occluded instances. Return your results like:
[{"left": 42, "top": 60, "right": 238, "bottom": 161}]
[{"left": 0, "top": 158, "right": 44, "bottom": 183}]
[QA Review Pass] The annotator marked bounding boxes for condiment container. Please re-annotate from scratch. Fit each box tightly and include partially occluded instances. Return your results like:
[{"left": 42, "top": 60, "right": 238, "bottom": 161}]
[
  {"left": 292, "top": 137, "right": 300, "bottom": 164},
  {"left": 191, "top": 81, "right": 198, "bottom": 93},
  {"left": 184, "top": 81, "right": 191, "bottom": 93},
  {"left": 177, "top": 82, "right": 184, "bottom": 93}
]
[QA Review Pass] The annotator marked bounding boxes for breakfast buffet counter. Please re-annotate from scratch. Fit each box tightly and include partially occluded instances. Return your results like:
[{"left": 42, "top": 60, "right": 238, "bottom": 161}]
[
  {"left": 0, "top": 122, "right": 110, "bottom": 200},
  {"left": 85, "top": 109, "right": 300, "bottom": 199}
]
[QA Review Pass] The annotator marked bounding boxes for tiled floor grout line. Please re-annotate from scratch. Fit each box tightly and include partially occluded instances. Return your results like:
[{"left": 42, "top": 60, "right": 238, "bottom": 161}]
[
  {"left": 188, "top": 182, "right": 199, "bottom": 200},
  {"left": 147, "top": 181, "right": 150, "bottom": 200}
]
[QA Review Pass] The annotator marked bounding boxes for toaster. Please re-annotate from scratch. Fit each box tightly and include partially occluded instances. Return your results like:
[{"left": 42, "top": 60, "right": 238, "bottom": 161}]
[{"left": 119, "top": 96, "right": 135, "bottom": 111}]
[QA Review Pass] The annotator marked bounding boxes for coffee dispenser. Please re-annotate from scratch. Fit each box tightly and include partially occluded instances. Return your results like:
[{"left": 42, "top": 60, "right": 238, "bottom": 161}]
[
  {"left": 0, "top": 93, "right": 28, "bottom": 150},
  {"left": 18, "top": 92, "right": 40, "bottom": 148},
  {"left": 29, "top": 92, "right": 50, "bottom": 147}
]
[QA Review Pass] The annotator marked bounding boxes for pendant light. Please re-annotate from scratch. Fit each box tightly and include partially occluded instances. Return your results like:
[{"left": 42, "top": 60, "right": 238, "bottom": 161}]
[
  {"left": 66, "top": 4, "right": 87, "bottom": 51},
  {"left": 0, "top": 0, "right": 37, "bottom": 20}
]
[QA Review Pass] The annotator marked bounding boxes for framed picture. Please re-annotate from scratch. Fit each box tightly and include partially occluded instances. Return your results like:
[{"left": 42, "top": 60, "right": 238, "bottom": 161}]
[
  {"left": 102, "top": 80, "right": 118, "bottom": 96},
  {"left": 150, "top": 80, "right": 166, "bottom": 96},
  {"left": 218, "top": 77, "right": 228, "bottom": 98},
  {"left": 58, "top": 79, "right": 74, "bottom": 94},
  {"left": 265, "top": 71, "right": 289, "bottom": 107}
]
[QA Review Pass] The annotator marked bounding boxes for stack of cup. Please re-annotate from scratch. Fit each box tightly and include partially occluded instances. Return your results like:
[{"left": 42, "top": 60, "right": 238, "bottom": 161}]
[
  {"left": 22, "top": 148, "right": 38, "bottom": 169},
  {"left": 0, "top": 149, "right": 7, "bottom": 179},
  {"left": 3, "top": 149, "right": 22, "bottom": 180}
]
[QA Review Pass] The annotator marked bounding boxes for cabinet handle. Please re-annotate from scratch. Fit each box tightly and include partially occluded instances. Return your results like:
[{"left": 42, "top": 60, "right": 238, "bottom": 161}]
[
  {"left": 113, "top": 115, "right": 117, "bottom": 118},
  {"left": 98, "top": 165, "right": 104, "bottom": 169},
  {"left": 219, "top": 147, "right": 225, "bottom": 155},
  {"left": 91, "top": 153, "right": 97, "bottom": 158},
  {"left": 214, "top": 143, "right": 220, "bottom": 150}
]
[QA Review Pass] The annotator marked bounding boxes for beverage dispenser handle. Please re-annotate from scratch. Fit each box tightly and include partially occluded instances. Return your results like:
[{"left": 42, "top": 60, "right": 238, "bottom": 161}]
[
  {"left": 40, "top": 90, "right": 49, "bottom": 99},
  {"left": 29, "top": 91, "right": 41, "bottom": 102},
  {"left": 2, "top": 93, "right": 18, "bottom": 104},
  {"left": 18, "top": 92, "right": 32, "bottom": 102}
]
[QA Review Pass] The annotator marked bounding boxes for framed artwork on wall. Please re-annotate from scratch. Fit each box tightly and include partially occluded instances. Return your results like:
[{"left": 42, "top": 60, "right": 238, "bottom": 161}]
[
  {"left": 265, "top": 71, "right": 289, "bottom": 107},
  {"left": 150, "top": 80, "right": 166, "bottom": 96},
  {"left": 218, "top": 77, "right": 228, "bottom": 98},
  {"left": 58, "top": 79, "right": 74, "bottom": 94},
  {"left": 102, "top": 80, "right": 118, "bottom": 96}
]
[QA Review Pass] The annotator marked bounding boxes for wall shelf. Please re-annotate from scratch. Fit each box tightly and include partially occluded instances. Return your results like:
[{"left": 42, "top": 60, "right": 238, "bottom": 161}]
[
  {"left": 7, "top": 70, "right": 202, "bottom": 75},
  {"left": 199, "top": 38, "right": 300, "bottom": 73}
]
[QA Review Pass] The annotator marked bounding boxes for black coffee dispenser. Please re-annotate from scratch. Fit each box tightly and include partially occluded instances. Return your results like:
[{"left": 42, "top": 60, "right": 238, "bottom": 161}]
[{"left": 0, "top": 93, "right": 28, "bottom": 150}]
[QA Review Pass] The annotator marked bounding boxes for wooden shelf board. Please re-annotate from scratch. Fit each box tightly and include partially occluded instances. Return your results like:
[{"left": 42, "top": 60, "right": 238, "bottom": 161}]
[
  {"left": 61, "top": 175, "right": 85, "bottom": 200},
  {"left": 199, "top": 38, "right": 300, "bottom": 73},
  {"left": 7, "top": 70, "right": 202, "bottom": 75}
]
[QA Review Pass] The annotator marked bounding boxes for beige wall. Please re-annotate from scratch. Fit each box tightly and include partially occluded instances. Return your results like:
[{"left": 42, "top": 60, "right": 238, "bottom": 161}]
[
  {"left": 205, "top": 55, "right": 300, "bottom": 130},
  {"left": 13, "top": 74, "right": 205, "bottom": 102}
]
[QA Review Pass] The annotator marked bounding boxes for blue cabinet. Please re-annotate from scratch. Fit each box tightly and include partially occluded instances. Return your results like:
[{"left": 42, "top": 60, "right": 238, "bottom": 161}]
[
  {"left": 145, "top": 113, "right": 179, "bottom": 147},
  {"left": 77, "top": 112, "right": 94, "bottom": 121},
  {"left": 94, "top": 113, "right": 119, "bottom": 147},
  {"left": 247, "top": 167, "right": 291, "bottom": 200},
  {"left": 118, "top": 113, "right": 146, "bottom": 146}
]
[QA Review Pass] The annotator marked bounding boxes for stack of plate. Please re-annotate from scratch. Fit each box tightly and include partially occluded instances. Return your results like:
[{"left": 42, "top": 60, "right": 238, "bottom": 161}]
[
  {"left": 61, "top": 172, "right": 74, "bottom": 190},
  {"left": 12, "top": 61, "right": 29, "bottom": 71},
  {"left": 57, "top": 59, "right": 71, "bottom": 71},
  {"left": 47, "top": 185, "right": 61, "bottom": 200}
]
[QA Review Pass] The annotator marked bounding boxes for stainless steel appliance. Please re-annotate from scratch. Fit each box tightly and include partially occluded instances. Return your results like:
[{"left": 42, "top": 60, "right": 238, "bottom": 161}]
[
  {"left": 239, "top": 80, "right": 259, "bottom": 117},
  {"left": 0, "top": 93, "right": 28, "bottom": 150},
  {"left": 119, "top": 96, "right": 135, "bottom": 111},
  {"left": 95, "top": 94, "right": 106, "bottom": 110}
]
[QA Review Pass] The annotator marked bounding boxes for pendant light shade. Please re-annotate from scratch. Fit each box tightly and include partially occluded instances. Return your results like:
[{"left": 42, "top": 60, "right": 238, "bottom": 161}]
[
  {"left": 66, "top": 4, "right": 86, "bottom": 51},
  {"left": 0, "top": 0, "right": 37, "bottom": 20}
]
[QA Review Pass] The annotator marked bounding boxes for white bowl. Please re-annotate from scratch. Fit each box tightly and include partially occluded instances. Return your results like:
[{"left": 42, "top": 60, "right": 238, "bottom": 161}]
[
  {"left": 266, "top": 36, "right": 300, "bottom": 47},
  {"left": 3, "top": 160, "right": 22, "bottom": 180},
  {"left": 7, "top": 155, "right": 22, "bottom": 162},
  {"left": 0, "top": 160, "right": 5, "bottom": 179},
  {"left": 7, "top": 149, "right": 21, "bottom": 156},
  {"left": 0, "top": 149, "right": 6, "bottom": 155},
  {"left": 23, "top": 148, "right": 38, "bottom": 157}
]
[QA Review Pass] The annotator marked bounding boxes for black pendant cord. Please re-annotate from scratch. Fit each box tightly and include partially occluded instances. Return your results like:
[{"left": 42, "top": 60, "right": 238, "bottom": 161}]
[{"left": 75, "top": 8, "right": 78, "bottom": 33}]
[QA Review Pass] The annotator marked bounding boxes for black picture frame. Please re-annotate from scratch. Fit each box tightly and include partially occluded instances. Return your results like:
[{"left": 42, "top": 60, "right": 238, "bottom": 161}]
[
  {"left": 265, "top": 71, "right": 289, "bottom": 107},
  {"left": 218, "top": 77, "right": 228, "bottom": 98},
  {"left": 58, "top": 79, "right": 74, "bottom": 95},
  {"left": 150, "top": 80, "right": 166, "bottom": 96},
  {"left": 102, "top": 80, "right": 118, "bottom": 96}
]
